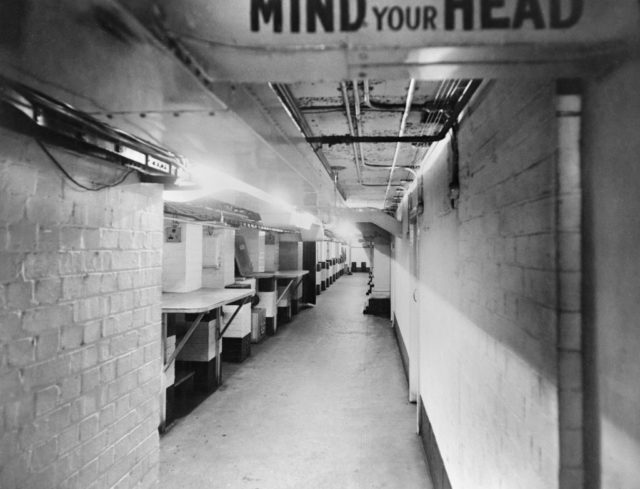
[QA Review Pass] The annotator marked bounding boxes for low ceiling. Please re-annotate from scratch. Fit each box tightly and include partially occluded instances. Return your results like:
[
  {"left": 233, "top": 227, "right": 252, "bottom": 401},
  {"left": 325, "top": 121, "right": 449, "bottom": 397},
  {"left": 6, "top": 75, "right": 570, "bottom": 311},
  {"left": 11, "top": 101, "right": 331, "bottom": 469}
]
[
  {"left": 269, "top": 78, "right": 479, "bottom": 209},
  {"left": 0, "top": 0, "right": 630, "bottom": 232},
  {"left": 117, "top": 0, "right": 482, "bottom": 214}
]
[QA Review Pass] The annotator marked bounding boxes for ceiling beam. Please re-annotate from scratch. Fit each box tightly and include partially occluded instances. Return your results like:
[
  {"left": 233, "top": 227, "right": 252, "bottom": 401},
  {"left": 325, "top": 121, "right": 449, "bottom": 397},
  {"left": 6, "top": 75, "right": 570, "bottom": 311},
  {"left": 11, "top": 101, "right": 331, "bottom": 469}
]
[{"left": 307, "top": 135, "right": 439, "bottom": 145}]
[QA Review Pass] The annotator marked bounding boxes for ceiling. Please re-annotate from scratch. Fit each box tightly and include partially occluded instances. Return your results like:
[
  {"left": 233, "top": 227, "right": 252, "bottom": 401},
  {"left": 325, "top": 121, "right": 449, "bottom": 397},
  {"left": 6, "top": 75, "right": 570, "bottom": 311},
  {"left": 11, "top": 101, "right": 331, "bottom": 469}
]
[
  {"left": 117, "top": 0, "right": 482, "bottom": 218},
  {"left": 0, "top": 0, "right": 630, "bottom": 232},
  {"left": 270, "top": 78, "right": 479, "bottom": 210}
]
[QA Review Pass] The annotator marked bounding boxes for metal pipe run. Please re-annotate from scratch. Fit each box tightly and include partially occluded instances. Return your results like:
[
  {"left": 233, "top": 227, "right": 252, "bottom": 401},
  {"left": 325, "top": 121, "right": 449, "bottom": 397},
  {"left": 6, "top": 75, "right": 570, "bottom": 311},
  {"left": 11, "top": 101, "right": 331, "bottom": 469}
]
[
  {"left": 340, "top": 81, "right": 363, "bottom": 184},
  {"left": 270, "top": 83, "right": 346, "bottom": 200},
  {"left": 383, "top": 79, "right": 417, "bottom": 208},
  {"left": 362, "top": 79, "right": 432, "bottom": 113},
  {"left": 352, "top": 80, "right": 367, "bottom": 182},
  {"left": 361, "top": 181, "right": 409, "bottom": 187}
]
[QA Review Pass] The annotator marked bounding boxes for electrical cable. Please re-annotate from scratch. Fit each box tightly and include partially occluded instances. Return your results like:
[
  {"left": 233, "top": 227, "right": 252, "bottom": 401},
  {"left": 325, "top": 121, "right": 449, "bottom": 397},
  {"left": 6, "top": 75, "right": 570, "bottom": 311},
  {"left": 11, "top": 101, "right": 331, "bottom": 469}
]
[{"left": 36, "top": 140, "right": 134, "bottom": 191}]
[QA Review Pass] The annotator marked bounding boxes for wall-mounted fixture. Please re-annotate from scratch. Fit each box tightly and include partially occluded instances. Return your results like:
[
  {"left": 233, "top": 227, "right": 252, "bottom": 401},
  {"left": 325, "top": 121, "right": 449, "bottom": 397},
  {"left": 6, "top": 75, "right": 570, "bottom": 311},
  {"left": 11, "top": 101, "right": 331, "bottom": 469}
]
[
  {"left": 0, "top": 76, "right": 186, "bottom": 184},
  {"left": 164, "top": 163, "right": 319, "bottom": 231}
]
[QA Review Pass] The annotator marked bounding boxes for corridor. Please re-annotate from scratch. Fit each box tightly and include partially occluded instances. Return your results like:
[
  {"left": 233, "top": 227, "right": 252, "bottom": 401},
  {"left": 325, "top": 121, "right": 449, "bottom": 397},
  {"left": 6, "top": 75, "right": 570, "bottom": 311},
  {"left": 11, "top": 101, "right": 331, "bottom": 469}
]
[
  {"left": 159, "top": 274, "right": 432, "bottom": 489},
  {"left": 2, "top": 3, "right": 640, "bottom": 488}
]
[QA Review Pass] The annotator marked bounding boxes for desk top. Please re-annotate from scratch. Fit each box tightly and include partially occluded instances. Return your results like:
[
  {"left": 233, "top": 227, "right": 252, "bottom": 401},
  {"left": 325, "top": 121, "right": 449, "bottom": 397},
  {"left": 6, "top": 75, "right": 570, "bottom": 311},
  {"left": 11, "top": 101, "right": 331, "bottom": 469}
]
[
  {"left": 162, "top": 288, "right": 253, "bottom": 314},
  {"left": 275, "top": 270, "right": 309, "bottom": 279},
  {"left": 243, "top": 270, "right": 309, "bottom": 279},
  {"left": 246, "top": 272, "right": 276, "bottom": 279}
]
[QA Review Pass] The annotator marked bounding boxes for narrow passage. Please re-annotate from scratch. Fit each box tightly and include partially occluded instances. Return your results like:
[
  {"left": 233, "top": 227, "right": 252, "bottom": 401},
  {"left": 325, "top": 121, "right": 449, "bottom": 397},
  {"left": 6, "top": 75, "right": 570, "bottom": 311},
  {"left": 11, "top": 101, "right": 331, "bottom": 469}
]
[{"left": 160, "top": 274, "right": 433, "bottom": 489}]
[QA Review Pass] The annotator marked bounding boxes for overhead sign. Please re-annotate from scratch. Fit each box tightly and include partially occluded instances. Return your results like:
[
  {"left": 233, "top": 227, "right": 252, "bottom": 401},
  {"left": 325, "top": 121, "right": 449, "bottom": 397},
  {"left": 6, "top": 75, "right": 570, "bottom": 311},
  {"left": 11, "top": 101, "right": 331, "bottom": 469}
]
[
  {"left": 153, "top": 0, "right": 638, "bottom": 81},
  {"left": 250, "top": 0, "right": 584, "bottom": 34},
  {"left": 160, "top": 0, "right": 637, "bottom": 45}
]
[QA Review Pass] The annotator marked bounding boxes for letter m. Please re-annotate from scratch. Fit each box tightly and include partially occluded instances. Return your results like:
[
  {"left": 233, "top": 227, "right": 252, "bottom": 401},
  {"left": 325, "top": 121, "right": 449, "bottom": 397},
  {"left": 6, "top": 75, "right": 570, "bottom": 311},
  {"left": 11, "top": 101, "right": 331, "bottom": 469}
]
[{"left": 251, "top": 0, "right": 283, "bottom": 32}]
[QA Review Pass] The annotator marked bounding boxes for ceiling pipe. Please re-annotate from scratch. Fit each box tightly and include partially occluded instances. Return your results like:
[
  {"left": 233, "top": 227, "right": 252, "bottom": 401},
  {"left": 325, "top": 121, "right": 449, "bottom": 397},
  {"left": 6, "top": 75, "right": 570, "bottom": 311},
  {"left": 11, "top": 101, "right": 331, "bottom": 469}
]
[
  {"left": 363, "top": 79, "right": 372, "bottom": 107},
  {"left": 363, "top": 78, "right": 441, "bottom": 114},
  {"left": 361, "top": 181, "right": 408, "bottom": 187},
  {"left": 269, "top": 84, "right": 347, "bottom": 200},
  {"left": 300, "top": 79, "right": 432, "bottom": 113},
  {"left": 270, "top": 84, "right": 334, "bottom": 178},
  {"left": 383, "top": 79, "right": 417, "bottom": 208},
  {"left": 352, "top": 80, "right": 367, "bottom": 184},
  {"left": 385, "top": 79, "right": 482, "bottom": 211},
  {"left": 339, "top": 81, "right": 363, "bottom": 184},
  {"left": 347, "top": 78, "right": 419, "bottom": 175}
]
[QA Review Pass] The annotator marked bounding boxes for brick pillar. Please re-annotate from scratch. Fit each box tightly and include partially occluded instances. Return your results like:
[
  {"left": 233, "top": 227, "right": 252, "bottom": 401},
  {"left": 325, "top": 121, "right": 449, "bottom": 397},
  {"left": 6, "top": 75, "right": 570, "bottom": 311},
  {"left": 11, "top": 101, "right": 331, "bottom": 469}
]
[
  {"left": 555, "top": 80, "right": 585, "bottom": 489},
  {"left": 0, "top": 131, "right": 164, "bottom": 489}
]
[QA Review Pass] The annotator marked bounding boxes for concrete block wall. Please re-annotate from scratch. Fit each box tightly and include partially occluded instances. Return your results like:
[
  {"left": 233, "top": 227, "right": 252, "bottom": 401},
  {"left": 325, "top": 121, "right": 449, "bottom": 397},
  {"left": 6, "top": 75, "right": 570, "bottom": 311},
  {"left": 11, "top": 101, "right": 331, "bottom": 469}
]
[
  {"left": 0, "top": 130, "right": 163, "bottom": 489},
  {"left": 391, "top": 225, "right": 411, "bottom": 335},
  {"left": 390, "top": 216, "right": 418, "bottom": 399},
  {"left": 583, "top": 58, "right": 640, "bottom": 489},
  {"left": 409, "top": 80, "right": 562, "bottom": 489}
]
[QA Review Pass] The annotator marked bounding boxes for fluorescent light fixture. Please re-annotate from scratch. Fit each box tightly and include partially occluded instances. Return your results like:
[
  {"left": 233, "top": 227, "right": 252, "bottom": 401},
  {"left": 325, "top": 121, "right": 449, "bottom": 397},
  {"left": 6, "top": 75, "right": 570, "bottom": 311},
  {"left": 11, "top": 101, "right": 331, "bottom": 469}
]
[
  {"left": 163, "top": 163, "right": 319, "bottom": 229},
  {"left": 290, "top": 211, "right": 316, "bottom": 230}
]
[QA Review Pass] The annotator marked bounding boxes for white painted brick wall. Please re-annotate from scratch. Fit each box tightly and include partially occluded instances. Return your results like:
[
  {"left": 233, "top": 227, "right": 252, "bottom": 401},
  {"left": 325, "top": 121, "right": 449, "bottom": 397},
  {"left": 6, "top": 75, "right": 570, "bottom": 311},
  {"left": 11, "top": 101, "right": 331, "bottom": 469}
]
[
  {"left": 391, "top": 235, "right": 411, "bottom": 335},
  {"left": 582, "top": 58, "right": 640, "bottom": 489},
  {"left": 411, "top": 80, "right": 561, "bottom": 489},
  {"left": 0, "top": 130, "right": 162, "bottom": 489}
]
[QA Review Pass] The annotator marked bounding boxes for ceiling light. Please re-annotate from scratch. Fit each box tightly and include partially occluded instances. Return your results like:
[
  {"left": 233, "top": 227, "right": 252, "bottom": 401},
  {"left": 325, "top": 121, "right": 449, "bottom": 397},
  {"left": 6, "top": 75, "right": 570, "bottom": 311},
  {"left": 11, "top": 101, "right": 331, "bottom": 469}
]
[{"left": 163, "top": 163, "right": 320, "bottom": 230}]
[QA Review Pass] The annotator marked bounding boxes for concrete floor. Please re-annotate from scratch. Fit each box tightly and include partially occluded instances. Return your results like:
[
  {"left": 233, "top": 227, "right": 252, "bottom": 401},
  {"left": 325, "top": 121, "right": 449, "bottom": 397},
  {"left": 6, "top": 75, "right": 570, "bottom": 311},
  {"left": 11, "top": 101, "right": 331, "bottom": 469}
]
[{"left": 160, "top": 274, "right": 433, "bottom": 489}]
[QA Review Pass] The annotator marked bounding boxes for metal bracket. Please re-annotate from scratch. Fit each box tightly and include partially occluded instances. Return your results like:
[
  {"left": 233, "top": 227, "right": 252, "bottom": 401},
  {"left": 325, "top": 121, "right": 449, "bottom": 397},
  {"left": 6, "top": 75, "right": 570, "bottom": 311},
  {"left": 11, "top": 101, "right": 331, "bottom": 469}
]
[
  {"left": 163, "top": 312, "right": 205, "bottom": 372},
  {"left": 277, "top": 279, "right": 295, "bottom": 306},
  {"left": 219, "top": 295, "right": 251, "bottom": 337}
]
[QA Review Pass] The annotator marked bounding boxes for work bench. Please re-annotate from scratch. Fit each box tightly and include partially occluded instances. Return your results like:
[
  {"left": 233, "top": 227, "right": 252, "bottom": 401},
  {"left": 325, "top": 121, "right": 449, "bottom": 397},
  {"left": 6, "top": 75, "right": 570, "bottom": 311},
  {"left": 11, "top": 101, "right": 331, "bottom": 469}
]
[
  {"left": 275, "top": 270, "right": 309, "bottom": 318},
  {"left": 160, "top": 287, "right": 253, "bottom": 431},
  {"left": 245, "top": 270, "right": 309, "bottom": 333}
]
